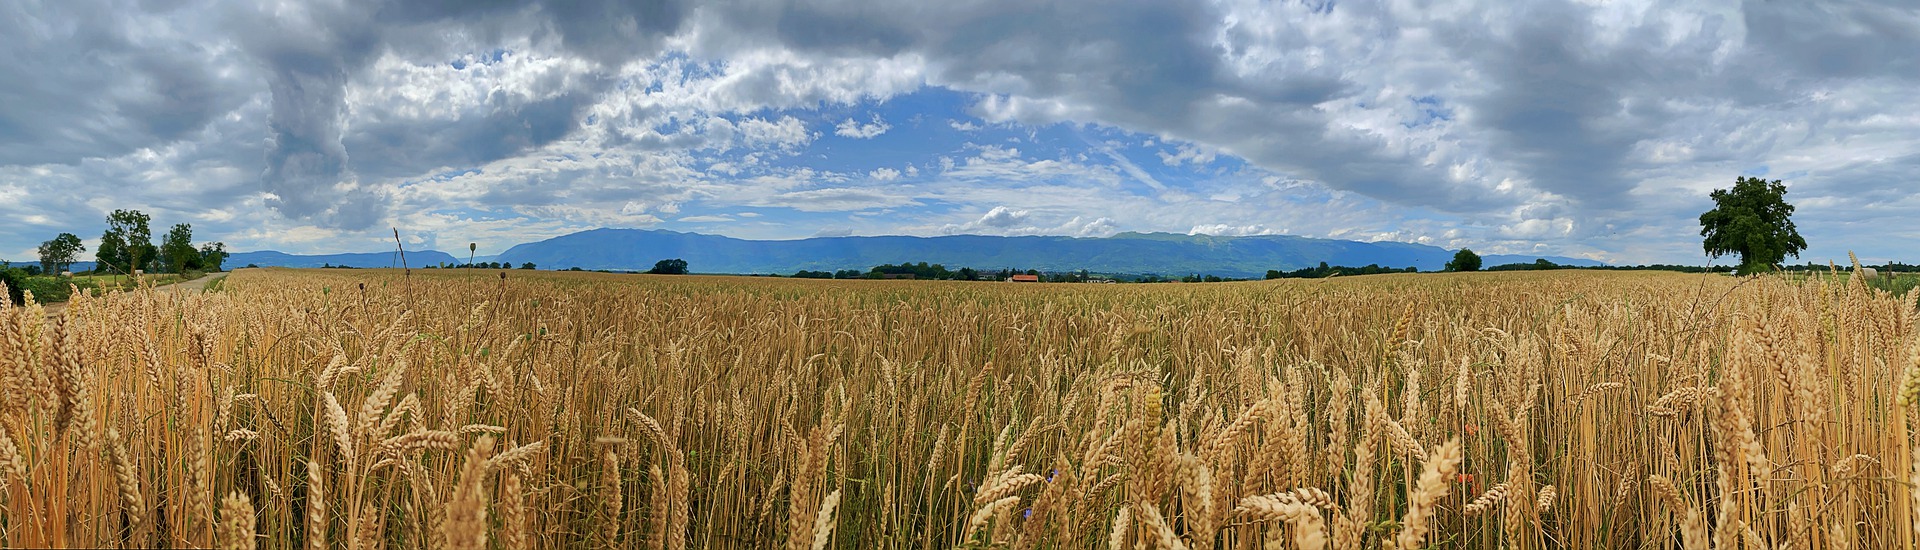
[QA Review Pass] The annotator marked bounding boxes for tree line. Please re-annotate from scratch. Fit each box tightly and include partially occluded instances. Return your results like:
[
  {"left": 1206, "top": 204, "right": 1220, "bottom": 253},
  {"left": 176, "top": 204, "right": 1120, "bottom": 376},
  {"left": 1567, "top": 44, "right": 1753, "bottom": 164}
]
[
  {"left": 790, "top": 262, "right": 1104, "bottom": 282},
  {"left": 29, "top": 209, "right": 227, "bottom": 276},
  {"left": 1265, "top": 262, "right": 1421, "bottom": 279},
  {"left": 422, "top": 262, "right": 539, "bottom": 270},
  {"left": 2, "top": 209, "right": 227, "bottom": 305}
]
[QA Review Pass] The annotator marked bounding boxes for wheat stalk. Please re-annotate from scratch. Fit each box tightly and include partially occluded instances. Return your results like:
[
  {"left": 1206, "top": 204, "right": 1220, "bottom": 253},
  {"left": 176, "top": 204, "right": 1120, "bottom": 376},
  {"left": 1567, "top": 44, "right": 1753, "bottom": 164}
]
[
  {"left": 810, "top": 489, "right": 843, "bottom": 550},
  {"left": 501, "top": 470, "right": 529, "bottom": 550},
  {"left": 443, "top": 435, "right": 496, "bottom": 550},
  {"left": 217, "top": 491, "right": 256, "bottom": 550},
  {"left": 1396, "top": 438, "right": 1462, "bottom": 550},
  {"left": 290, "top": 458, "right": 321, "bottom": 550},
  {"left": 600, "top": 447, "right": 623, "bottom": 549},
  {"left": 965, "top": 496, "right": 1021, "bottom": 542},
  {"left": 1107, "top": 507, "right": 1132, "bottom": 550},
  {"left": 106, "top": 427, "right": 145, "bottom": 535}
]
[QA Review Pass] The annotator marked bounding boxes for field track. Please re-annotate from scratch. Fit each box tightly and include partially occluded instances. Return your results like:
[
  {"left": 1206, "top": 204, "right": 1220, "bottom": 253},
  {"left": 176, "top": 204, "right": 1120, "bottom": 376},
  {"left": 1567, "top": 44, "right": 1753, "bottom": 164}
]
[{"left": 37, "top": 272, "right": 226, "bottom": 319}]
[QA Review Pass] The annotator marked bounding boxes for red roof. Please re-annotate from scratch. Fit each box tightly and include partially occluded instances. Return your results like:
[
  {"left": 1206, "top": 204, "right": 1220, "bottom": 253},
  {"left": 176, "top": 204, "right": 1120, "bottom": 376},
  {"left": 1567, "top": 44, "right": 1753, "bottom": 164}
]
[{"left": 1010, "top": 274, "right": 1040, "bottom": 282}]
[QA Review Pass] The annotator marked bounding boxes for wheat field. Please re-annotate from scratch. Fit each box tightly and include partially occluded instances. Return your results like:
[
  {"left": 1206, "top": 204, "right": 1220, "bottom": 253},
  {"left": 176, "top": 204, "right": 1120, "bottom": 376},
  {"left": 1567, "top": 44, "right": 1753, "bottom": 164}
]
[{"left": 1, "top": 266, "right": 1917, "bottom": 549}]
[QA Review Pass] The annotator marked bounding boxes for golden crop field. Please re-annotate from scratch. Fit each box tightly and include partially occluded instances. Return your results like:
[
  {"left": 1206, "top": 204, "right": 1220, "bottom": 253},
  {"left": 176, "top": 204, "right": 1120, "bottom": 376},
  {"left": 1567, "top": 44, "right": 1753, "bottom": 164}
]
[{"left": 1, "top": 267, "right": 1916, "bottom": 549}]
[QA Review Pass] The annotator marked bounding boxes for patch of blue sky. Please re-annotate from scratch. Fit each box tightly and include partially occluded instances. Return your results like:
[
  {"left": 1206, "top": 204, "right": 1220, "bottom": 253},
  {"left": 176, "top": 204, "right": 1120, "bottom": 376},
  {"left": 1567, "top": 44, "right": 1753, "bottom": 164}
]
[
  {"left": 645, "top": 53, "right": 722, "bottom": 94},
  {"left": 796, "top": 89, "right": 993, "bottom": 171},
  {"left": 449, "top": 48, "right": 511, "bottom": 70},
  {"left": 666, "top": 86, "right": 1397, "bottom": 233},
  {"left": 1273, "top": 185, "right": 1339, "bottom": 205},
  {"left": 428, "top": 168, "right": 481, "bottom": 182},
  {"left": 1404, "top": 95, "right": 1454, "bottom": 128},
  {"left": 1068, "top": 124, "right": 1256, "bottom": 195}
]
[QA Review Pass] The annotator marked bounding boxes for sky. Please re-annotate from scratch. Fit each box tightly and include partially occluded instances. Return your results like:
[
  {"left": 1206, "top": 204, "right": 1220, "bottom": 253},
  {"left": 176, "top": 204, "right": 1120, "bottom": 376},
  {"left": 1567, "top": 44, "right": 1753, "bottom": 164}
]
[{"left": 2, "top": 0, "right": 1917, "bottom": 266}]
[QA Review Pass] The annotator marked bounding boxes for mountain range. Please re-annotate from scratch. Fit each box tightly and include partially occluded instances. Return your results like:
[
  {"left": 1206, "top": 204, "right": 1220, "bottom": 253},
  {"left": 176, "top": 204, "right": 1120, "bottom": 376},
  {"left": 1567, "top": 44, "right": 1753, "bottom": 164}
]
[{"left": 224, "top": 229, "right": 1602, "bottom": 278}]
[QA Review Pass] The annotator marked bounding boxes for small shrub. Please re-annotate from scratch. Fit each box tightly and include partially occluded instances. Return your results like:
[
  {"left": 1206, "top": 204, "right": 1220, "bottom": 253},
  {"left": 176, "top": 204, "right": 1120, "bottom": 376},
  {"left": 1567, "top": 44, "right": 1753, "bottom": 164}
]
[
  {"left": 1866, "top": 273, "right": 1920, "bottom": 298},
  {"left": 0, "top": 268, "right": 22, "bottom": 305}
]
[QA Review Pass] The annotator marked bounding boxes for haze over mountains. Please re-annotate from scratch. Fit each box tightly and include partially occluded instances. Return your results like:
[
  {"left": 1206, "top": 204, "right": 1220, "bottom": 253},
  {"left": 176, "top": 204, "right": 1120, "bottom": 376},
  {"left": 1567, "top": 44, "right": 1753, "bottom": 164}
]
[{"left": 224, "top": 229, "right": 1600, "bottom": 278}]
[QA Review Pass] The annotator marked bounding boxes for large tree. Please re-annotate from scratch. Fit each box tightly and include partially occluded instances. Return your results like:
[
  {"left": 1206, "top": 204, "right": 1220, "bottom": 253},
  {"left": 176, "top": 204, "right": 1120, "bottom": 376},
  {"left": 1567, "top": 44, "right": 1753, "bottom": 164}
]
[
  {"left": 161, "top": 223, "right": 197, "bottom": 273},
  {"left": 199, "top": 242, "right": 229, "bottom": 272},
  {"left": 98, "top": 209, "right": 156, "bottom": 275},
  {"left": 647, "top": 258, "right": 689, "bottom": 275},
  {"left": 38, "top": 232, "right": 85, "bottom": 274},
  {"left": 97, "top": 231, "right": 125, "bottom": 275},
  {"left": 1446, "top": 249, "right": 1482, "bottom": 272},
  {"left": 1699, "top": 176, "right": 1806, "bottom": 275}
]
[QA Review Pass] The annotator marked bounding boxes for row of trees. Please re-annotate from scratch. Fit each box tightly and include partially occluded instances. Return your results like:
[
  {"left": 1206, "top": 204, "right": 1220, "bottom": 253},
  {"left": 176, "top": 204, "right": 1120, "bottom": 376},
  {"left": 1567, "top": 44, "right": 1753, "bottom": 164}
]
[
  {"left": 790, "top": 269, "right": 867, "bottom": 279},
  {"left": 1265, "top": 256, "right": 1740, "bottom": 280},
  {"left": 34, "top": 209, "right": 227, "bottom": 276},
  {"left": 793, "top": 262, "right": 976, "bottom": 280},
  {"left": 1266, "top": 262, "right": 1422, "bottom": 279},
  {"left": 424, "top": 262, "right": 538, "bottom": 270},
  {"left": 789, "top": 262, "right": 1103, "bottom": 282}
]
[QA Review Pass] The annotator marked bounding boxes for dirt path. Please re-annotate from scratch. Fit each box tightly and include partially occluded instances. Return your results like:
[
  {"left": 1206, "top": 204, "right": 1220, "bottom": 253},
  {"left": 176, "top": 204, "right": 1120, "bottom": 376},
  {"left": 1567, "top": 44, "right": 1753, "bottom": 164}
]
[{"left": 40, "top": 272, "right": 228, "bottom": 318}]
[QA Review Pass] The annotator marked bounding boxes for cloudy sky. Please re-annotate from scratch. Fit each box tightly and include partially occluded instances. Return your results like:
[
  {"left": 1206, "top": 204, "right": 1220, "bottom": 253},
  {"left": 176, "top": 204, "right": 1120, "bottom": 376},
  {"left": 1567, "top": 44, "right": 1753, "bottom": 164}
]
[{"left": 2, "top": 0, "right": 1916, "bottom": 265}]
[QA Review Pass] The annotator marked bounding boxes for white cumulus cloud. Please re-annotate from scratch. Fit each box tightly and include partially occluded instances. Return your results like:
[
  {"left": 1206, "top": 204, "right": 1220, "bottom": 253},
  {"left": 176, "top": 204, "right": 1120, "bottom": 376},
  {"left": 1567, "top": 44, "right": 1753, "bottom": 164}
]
[{"left": 834, "top": 114, "right": 892, "bottom": 139}]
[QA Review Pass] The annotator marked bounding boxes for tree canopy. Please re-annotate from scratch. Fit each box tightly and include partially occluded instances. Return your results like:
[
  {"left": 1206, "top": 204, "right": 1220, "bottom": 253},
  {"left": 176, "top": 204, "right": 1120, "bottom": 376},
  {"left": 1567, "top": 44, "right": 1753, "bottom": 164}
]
[
  {"left": 1446, "top": 249, "right": 1482, "bottom": 272},
  {"left": 98, "top": 209, "right": 156, "bottom": 275},
  {"left": 1265, "top": 262, "right": 1417, "bottom": 279},
  {"left": 0, "top": 266, "right": 22, "bottom": 306},
  {"left": 199, "top": 242, "right": 229, "bottom": 272},
  {"left": 1699, "top": 176, "right": 1806, "bottom": 275},
  {"left": 161, "top": 223, "right": 197, "bottom": 273},
  {"left": 38, "top": 233, "right": 85, "bottom": 274},
  {"left": 648, "top": 258, "right": 689, "bottom": 275}
]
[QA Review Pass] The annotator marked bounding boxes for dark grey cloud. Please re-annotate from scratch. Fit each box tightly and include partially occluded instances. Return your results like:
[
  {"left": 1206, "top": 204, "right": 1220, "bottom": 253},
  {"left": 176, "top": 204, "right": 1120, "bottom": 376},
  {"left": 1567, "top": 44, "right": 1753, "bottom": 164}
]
[
  {"left": 1742, "top": 1, "right": 1920, "bottom": 80},
  {"left": 221, "top": 0, "right": 694, "bottom": 228},
  {"left": 541, "top": 1, "right": 689, "bottom": 64},
  {"left": 345, "top": 81, "right": 612, "bottom": 181},
  {"left": 1456, "top": 3, "right": 1654, "bottom": 211},
  {"left": 0, "top": 0, "right": 249, "bottom": 165},
  {"left": 260, "top": 63, "right": 376, "bottom": 227}
]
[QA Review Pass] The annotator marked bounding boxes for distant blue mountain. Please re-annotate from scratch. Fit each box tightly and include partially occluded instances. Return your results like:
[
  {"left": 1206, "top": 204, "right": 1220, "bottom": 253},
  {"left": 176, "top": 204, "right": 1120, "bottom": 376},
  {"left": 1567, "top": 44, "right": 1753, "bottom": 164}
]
[
  {"left": 227, "top": 250, "right": 460, "bottom": 269},
  {"left": 486, "top": 229, "right": 1603, "bottom": 278}
]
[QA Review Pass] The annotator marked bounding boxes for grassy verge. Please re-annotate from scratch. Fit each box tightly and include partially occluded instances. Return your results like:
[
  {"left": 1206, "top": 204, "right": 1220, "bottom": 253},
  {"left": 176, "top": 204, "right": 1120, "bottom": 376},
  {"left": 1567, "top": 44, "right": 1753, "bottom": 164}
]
[
  {"left": 3, "top": 271, "right": 205, "bottom": 305},
  {"left": 1865, "top": 273, "right": 1920, "bottom": 297},
  {"left": 18, "top": 276, "right": 102, "bottom": 303},
  {"left": 73, "top": 273, "right": 187, "bottom": 292},
  {"left": 1781, "top": 271, "right": 1920, "bottom": 299}
]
